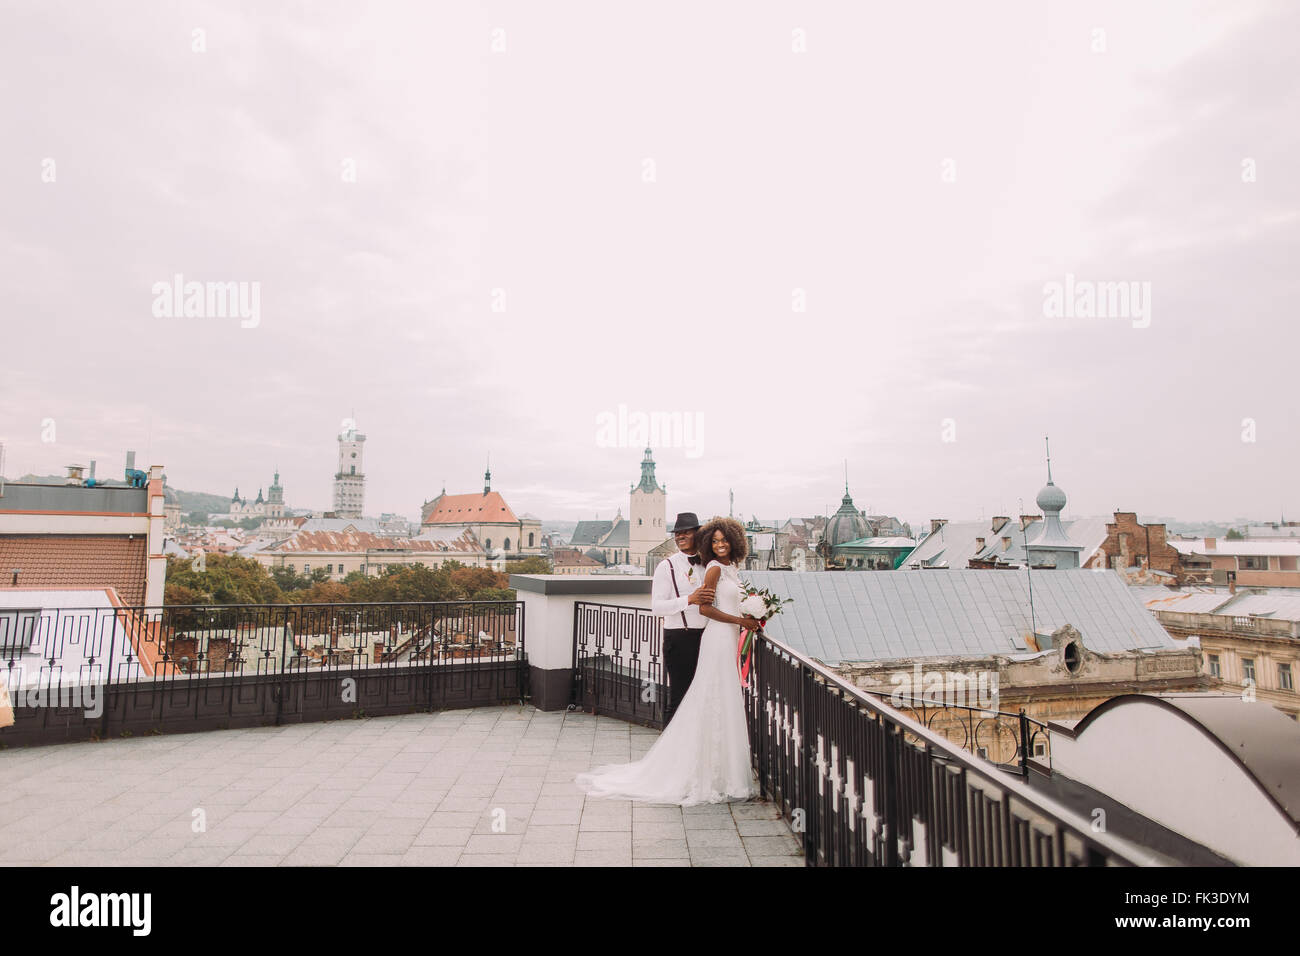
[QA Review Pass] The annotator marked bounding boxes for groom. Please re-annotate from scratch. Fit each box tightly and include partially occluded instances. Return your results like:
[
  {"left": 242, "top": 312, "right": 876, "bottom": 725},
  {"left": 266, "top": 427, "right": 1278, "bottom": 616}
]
[{"left": 651, "top": 512, "right": 714, "bottom": 726}]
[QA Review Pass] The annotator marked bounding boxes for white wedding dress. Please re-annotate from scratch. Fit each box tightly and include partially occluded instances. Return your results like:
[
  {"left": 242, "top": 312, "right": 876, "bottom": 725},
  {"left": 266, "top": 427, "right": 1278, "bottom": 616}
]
[{"left": 575, "top": 559, "right": 759, "bottom": 806}]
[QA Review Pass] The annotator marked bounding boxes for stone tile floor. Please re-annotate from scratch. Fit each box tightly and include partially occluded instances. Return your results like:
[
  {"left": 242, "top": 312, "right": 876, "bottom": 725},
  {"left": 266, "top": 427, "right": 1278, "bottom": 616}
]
[{"left": 0, "top": 705, "right": 803, "bottom": 867}]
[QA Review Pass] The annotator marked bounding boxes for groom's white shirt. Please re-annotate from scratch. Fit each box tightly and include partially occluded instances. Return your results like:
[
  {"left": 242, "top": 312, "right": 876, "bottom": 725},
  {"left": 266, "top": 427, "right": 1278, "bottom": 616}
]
[{"left": 652, "top": 550, "right": 707, "bottom": 630}]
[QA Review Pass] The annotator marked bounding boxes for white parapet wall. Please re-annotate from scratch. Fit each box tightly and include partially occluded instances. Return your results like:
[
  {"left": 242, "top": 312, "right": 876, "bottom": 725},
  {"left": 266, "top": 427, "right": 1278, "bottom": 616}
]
[{"left": 509, "top": 574, "right": 653, "bottom": 711}]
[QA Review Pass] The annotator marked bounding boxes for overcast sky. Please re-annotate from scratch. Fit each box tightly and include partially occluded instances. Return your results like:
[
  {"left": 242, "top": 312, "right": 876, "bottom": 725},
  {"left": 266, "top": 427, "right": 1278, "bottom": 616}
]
[{"left": 2, "top": 1, "right": 1296, "bottom": 527}]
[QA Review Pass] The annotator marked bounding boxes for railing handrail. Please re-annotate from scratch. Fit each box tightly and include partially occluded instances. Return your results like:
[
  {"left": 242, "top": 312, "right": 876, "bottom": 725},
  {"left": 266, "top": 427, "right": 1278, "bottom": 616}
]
[
  {"left": 0, "top": 599, "right": 523, "bottom": 614},
  {"left": 572, "top": 601, "right": 652, "bottom": 614},
  {"left": 857, "top": 689, "right": 1053, "bottom": 729},
  {"left": 753, "top": 628, "right": 1165, "bottom": 866}
]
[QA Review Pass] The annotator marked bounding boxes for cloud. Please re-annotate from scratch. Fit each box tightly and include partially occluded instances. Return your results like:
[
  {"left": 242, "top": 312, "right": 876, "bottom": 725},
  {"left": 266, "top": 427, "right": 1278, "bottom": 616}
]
[{"left": 1, "top": 1, "right": 1294, "bottom": 524}]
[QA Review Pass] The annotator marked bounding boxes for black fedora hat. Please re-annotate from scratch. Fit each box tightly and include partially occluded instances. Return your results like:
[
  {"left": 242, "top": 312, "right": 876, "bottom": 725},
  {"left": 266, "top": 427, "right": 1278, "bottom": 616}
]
[{"left": 670, "top": 512, "right": 701, "bottom": 533}]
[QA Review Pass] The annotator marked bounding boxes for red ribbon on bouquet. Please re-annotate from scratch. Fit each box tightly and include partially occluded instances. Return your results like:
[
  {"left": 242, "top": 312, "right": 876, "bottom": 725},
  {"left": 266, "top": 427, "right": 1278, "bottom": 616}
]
[{"left": 737, "top": 619, "right": 764, "bottom": 689}]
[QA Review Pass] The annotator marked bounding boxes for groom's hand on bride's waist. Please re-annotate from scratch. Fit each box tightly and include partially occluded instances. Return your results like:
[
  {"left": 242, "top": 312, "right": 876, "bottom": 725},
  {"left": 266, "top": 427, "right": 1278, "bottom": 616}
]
[{"left": 688, "top": 587, "right": 715, "bottom": 606}]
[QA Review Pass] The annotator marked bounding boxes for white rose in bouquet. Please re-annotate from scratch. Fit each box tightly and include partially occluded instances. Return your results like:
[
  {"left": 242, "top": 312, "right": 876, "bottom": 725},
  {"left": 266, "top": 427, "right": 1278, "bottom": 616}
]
[{"left": 738, "top": 594, "right": 767, "bottom": 620}]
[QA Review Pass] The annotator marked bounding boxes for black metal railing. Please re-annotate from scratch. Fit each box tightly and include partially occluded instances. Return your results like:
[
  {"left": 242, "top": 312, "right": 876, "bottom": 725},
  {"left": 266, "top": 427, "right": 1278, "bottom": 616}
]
[
  {"left": 751, "top": 631, "right": 1151, "bottom": 866},
  {"left": 857, "top": 691, "right": 1052, "bottom": 777},
  {"left": 571, "top": 601, "right": 664, "bottom": 726},
  {"left": 570, "top": 601, "right": 1153, "bottom": 866},
  {"left": 0, "top": 600, "right": 525, "bottom": 747}
]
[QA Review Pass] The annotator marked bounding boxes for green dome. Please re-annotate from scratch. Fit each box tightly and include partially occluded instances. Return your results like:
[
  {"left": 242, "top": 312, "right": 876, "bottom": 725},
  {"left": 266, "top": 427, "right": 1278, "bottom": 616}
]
[{"left": 825, "top": 488, "right": 869, "bottom": 547}]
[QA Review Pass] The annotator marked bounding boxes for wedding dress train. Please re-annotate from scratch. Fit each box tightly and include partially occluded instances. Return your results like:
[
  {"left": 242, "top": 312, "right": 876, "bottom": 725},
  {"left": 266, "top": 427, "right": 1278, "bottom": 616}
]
[{"left": 575, "top": 559, "right": 758, "bottom": 806}]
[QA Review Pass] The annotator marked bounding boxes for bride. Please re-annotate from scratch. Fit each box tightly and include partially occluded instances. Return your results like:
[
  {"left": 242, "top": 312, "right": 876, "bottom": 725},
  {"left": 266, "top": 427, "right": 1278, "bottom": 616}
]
[{"left": 575, "top": 517, "right": 761, "bottom": 805}]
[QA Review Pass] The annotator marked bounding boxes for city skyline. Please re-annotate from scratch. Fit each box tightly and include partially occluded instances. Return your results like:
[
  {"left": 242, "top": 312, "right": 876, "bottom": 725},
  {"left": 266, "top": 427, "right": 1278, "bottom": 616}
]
[
  {"left": 0, "top": 429, "right": 1287, "bottom": 529},
  {"left": 2, "top": 2, "right": 1296, "bottom": 525}
]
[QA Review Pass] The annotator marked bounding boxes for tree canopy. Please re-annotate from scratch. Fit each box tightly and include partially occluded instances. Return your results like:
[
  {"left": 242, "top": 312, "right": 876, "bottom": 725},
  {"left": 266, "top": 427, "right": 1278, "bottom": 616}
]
[{"left": 164, "top": 554, "right": 523, "bottom": 606}]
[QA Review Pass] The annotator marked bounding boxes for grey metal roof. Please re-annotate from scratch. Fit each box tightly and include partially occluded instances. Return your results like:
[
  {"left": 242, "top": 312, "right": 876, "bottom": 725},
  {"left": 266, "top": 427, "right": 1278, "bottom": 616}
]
[
  {"left": 1072, "top": 693, "right": 1300, "bottom": 829},
  {"left": 0, "top": 482, "right": 148, "bottom": 514},
  {"left": 1219, "top": 592, "right": 1300, "bottom": 621},
  {"left": 903, "top": 516, "right": 1107, "bottom": 569},
  {"left": 1147, "top": 589, "right": 1300, "bottom": 622},
  {"left": 570, "top": 520, "right": 613, "bottom": 546},
  {"left": 834, "top": 536, "right": 917, "bottom": 549},
  {"left": 739, "top": 569, "right": 1178, "bottom": 665},
  {"left": 601, "top": 519, "right": 629, "bottom": 548},
  {"left": 1158, "top": 694, "right": 1300, "bottom": 826}
]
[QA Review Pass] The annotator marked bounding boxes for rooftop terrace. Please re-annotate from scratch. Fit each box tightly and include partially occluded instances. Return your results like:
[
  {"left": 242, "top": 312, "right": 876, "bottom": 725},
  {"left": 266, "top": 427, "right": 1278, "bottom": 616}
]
[{"left": 0, "top": 705, "right": 801, "bottom": 867}]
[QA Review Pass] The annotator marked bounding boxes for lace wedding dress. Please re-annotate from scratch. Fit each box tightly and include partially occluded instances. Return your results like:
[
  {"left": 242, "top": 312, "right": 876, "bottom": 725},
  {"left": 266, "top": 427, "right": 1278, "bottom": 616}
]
[{"left": 575, "top": 559, "right": 758, "bottom": 806}]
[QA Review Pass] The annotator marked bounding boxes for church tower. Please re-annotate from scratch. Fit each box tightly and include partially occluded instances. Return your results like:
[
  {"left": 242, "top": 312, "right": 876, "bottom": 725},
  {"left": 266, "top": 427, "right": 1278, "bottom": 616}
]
[
  {"left": 333, "top": 421, "right": 366, "bottom": 518},
  {"left": 628, "top": 447, "right": 667, "bottom": 569},
  {"left": 1025, "top": 438, "right": 1083, "bottom": 569},
  {"left": 267, "top": 469, "right": 285, "bottom": 518}
]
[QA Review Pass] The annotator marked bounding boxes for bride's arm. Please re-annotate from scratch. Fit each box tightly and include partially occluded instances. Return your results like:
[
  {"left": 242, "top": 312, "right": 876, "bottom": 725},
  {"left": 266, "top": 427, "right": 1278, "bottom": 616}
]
[{"left": 697, "top": 566, "right": 760, "bottom": 629}]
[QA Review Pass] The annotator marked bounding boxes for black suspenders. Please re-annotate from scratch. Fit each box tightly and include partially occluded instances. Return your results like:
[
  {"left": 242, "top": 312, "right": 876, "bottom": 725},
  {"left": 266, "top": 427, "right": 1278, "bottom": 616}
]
[{"left": 666, "top": 557, "right": 689, "bottom": 629}]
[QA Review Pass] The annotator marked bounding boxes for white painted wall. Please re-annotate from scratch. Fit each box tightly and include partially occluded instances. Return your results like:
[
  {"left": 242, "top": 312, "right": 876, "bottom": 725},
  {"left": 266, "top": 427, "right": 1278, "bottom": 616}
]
[{"left": 0, "top": 513, "right": 148, "bottom": 534}]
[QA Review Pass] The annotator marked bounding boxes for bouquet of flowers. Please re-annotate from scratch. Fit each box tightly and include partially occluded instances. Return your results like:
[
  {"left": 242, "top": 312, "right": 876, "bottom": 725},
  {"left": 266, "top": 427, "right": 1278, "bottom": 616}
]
[{"left": 735, "top": 583, "right": 792, "bottom": 688}]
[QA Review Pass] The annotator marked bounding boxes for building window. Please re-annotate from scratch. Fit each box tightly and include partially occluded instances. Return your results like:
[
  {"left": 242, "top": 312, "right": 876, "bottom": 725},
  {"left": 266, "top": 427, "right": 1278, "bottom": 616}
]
[
  {"left": 1240, "top": 555, "right": 1269, "bottom": 570},
  {"left": 1280, "top": 664, "right": 1294, "bottom": 692},
  {"left": 528, "top": 533, "right": 534, "bottom": 547},
  {"left": 504, "top": 538, "right": 511, "bottom": 551},
  {"left": 326, "top": 564, "right": 333, "bottom": 574},
  {"left": 304, "top": 563, "right": 310, "bottom": 573},
  {"left": 1208, "top": 654, "right": 1220, "bottom": 678},
  {"left": 1242, "top": 658, "right": 1256, "bottom": 684},
  {"left": 485, "top": 539, "right": 492, "bottom": 550}
]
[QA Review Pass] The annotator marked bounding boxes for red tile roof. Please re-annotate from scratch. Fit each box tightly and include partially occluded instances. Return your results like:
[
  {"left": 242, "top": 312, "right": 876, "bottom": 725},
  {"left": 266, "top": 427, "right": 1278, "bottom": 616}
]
[
  {"left": 266, "top": 529, "right": 483, "bottom": 555},
  {"left": 0, "top": 535, "right": 148, "bottom": 605},
  {"left": 102, "top": 591, "right": 182, "bottom": 678},
  {"left": 422, "top": 491, "right": 518, "bottom": 525},
  {"left": 552, "top": 548, "right": 602, "bottom": 568}
]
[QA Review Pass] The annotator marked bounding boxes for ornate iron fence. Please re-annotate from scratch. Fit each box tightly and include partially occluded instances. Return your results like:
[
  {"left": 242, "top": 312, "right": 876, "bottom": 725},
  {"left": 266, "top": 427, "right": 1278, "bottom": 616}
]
[
  {"left": 571, "top": 601, "right": 664, "bottom": 726},
  {"left": 0, "top": 600, "right": 525, "bottom": 747},
  {"left": 857, "top": 691, "right": 1052, "bottom": 777}
]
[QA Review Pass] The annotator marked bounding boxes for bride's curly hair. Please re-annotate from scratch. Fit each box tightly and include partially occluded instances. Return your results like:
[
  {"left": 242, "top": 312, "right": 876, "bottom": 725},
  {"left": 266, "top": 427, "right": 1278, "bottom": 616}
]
[{"left": 696, "top": 516, "right": 748, "bottom": 564}]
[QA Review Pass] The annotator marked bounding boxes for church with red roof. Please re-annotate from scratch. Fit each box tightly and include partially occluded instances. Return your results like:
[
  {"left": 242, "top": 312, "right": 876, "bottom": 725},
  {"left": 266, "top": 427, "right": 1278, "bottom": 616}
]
[{"left": 419, "top": 465, "right": 543, "bottom": 563}]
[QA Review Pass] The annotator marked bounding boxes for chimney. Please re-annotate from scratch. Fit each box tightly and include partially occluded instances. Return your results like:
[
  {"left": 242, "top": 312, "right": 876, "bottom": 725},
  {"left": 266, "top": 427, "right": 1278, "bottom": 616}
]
[
  {"left": 1002, "top": 536, "right": 1012, "bottom": 551},
  {"left": 89, "top": 460, "right": 97, "bottom": 483},
  {"left": 991, "top": 516, "right": 1010, "bottom": 533},
  {"left": 1020, "top": 514, "right": 1041, "bottom": 531},
  {"left": 975, "top": 537, "right": 985, "bottom": 551},
  {"left": 9, "top": 569, "right": 18, "bottom": 587},
  {"left": 1204, "top": 537, "right": 1217, "bottom": 551},
  {"left": 930, "top": 518, "right": 947, "bottom": 535},
  {"left": 125, "top": 450, "right": 136, "bottom": 472}
]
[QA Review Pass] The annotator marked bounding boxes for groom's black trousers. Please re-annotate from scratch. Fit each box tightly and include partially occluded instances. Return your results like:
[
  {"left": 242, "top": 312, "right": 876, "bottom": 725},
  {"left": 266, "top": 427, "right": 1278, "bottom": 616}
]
[{"left": 662, "top": 627, "right": 703, "bottom": 726}]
